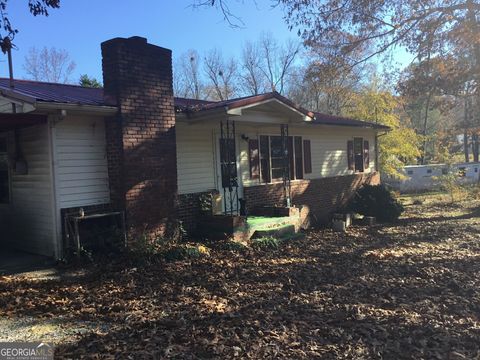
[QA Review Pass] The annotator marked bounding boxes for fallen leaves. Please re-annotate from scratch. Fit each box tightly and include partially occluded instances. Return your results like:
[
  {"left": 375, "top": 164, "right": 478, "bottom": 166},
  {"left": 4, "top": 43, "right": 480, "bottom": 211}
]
[{"left": 0, "top": 194, "right": 480, "bottom": 358}]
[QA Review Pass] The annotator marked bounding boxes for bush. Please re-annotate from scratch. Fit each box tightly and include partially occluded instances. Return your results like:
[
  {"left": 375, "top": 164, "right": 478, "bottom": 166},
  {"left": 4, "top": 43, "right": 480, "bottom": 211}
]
[
  {"left": 349, "top": 184, "right": 404, "bottom": 223},
  {"left": 163, "top": 244, "right": 210, "bottom": 262},
  {"left": 251, "top": 236, "right": 281, "bottom": 250}
]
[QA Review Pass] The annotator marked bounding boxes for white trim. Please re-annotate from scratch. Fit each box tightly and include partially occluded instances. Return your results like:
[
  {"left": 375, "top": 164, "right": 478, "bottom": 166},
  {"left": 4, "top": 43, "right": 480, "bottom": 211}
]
[
  {"left": 227, "top": 98, "right": 312, "bottom": 121},
  {"left": 36, "top": 102, "right": 118, "bottom": 115},
  {"left": 47, "top": 115, "right": 61, "bottom": 259}
]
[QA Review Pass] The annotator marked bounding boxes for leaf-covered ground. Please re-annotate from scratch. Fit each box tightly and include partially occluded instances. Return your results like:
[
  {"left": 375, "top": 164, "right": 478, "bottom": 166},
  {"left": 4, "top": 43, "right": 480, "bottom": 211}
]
[{"left": 1, "top": 194, "right": 480, "bottom": 359}]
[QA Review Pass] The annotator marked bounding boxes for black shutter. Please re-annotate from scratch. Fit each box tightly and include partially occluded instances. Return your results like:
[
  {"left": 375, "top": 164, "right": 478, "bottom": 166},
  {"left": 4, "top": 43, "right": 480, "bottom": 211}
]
[
  {"left": 364, "top": 140, "right": 370, "bottom": 169},
  {"left": 248, "top": 139, "right": 260, "bottom": 180},
  {"left": 303, "top": 139, "right": 312, "bottom": 174},
  {"left": 295, "top": 136, "right": 304, "bottom": 179},
  {"left": 347, "top": 140, "right": 354, "bottom": 170}
]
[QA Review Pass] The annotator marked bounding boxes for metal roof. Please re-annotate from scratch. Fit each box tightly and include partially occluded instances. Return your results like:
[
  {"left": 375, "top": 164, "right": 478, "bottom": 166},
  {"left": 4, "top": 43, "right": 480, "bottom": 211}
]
[{"left": 0, "top": 78, "right": 389, "bottom": 130}]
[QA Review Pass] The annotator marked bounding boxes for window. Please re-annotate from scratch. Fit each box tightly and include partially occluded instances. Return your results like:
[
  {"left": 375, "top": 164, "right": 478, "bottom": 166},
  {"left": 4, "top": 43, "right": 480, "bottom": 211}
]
[
  {"left": 270, "top": 136, "right": 285, "bottom": 180},
  {"left": 427, "top": 169, "right": 432, "bottom": 174},
  {"left": 442, "top": 168, "right": 448, "bottom": 175},
  {"left": 255, "top": 135, "right": 306, "bottom": 183},
  {"left": 347, "top": 138, "right": 367, "bottom": 172},
  {"left": 0, "top": 137, "right": 9, "bottom": 204},
  {"left": 407, "top": 170, "right": 414, "bottom": 175}
]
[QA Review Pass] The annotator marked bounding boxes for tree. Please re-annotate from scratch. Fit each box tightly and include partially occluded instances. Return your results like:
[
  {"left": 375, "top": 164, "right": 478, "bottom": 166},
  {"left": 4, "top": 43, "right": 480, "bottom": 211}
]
[
  {"left": 346, "top": 84, "right": 422, "bottom": 177},
  {"left": 24, "top": 47, "right": 76, "bottom": 83},
  {"left": 239, "top": 41, "right": 266, "bottom": 95},
  {"left": 79, "top": 74, "right": 102, "bottom": 88},
  {"left": 0, "top": 0, "right": 60, "bottom": 52},
  {"left": 203, "top": 49, "right": 238, "bottom": 100},
  {"left": 398, "top": 55, "right": 472, "bottom": 163},
  {"left": 289, "top": 39, "right": 370, "bottom": 115},
  {"left": 174, "top": 49, "right": 204, "bottom": 99},
  {"left": 258, "top": 33, "right": 300, "bottom": 94}
]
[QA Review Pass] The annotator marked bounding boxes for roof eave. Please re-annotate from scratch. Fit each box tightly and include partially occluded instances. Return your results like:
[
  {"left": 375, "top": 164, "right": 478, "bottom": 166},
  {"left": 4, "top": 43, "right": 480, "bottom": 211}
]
[{"left": 35, "top": 101, "right": 118, "bottom": 115}]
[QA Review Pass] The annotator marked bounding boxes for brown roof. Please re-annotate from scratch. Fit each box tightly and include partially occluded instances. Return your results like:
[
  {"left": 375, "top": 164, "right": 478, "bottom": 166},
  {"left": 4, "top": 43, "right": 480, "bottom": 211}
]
[
  {"left": 0, "top": 78, "right": 389, "bottom": 130},
  {"left": 0, "top": 78, "right": 108, "bottom": 106},
  {"left": 312, "top": 112, "right": 390, "bottom": 130}
]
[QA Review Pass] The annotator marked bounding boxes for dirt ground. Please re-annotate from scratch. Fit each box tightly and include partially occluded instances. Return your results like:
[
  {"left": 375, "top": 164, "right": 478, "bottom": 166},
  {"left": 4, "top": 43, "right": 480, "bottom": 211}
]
[{"left": 1, "top": 193, "right": 479, "bottom": 359}]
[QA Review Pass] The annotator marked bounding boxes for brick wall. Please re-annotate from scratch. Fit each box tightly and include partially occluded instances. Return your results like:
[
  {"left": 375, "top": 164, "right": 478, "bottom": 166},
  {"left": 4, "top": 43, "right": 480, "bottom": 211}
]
[
  {"left": 101, "top": 37, "right": 177, "bottom": 240},
  {"left": 177, "top": 191, "right": 214, "bottom": 233},
  {"left": 243, "top": 172, "right": 380, "bottom": 225}
]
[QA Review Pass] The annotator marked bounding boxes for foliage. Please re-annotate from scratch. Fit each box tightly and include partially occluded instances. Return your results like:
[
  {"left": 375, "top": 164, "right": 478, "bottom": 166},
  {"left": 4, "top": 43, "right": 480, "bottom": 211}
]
[
  {"left": 4, "top": 195, "right": 480, "bottom": 358},
  {"left": 0, "top": 0, "right": 59, "bottom": 52},
  {"left": 217, "top": 240, "right": 248, "bottom": 252},
  {"left": 23, "top": 46, "right": 76, "bottom": 84},
  {"left": 251, "top": 236, "right": 281, "bottom": 250},
  {"left": 163, "top": 244, "right": 210, "bottom": 262},
  {"left": 349, "top": 184, "right": 404, "bottom": 222},
  {"left": 346, "top": 84, "right": 422, "bottom": 177},
  {"left": 79, "top": 74, "right": 102, "bottom": 88},
  {"left": 434, "top": 169, "right": 468, "bottom": 204}
]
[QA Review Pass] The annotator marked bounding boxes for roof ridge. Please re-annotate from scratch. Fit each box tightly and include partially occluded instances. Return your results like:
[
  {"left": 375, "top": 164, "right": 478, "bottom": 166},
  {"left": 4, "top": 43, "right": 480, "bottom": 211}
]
[{"left": 0, "top": 77, "right": 102, "bottom": 90}]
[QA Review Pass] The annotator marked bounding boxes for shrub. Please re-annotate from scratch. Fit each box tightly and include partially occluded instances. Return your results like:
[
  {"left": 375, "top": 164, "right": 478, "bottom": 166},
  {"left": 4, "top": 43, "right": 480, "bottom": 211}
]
[
  {"left": 251, "top": 236, "right": 281, "bottom": 250},
  {"left": 349, "top": 184, "right": 404, "bottom": 223},
  {"left": 163, "top": 244, "right": 210, "bottom": 262}
]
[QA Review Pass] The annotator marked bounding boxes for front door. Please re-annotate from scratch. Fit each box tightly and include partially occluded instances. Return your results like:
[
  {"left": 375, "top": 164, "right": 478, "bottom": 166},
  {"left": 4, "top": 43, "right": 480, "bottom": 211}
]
[{"left": 215, "top": 134, "right": 242, "bottom": 215}]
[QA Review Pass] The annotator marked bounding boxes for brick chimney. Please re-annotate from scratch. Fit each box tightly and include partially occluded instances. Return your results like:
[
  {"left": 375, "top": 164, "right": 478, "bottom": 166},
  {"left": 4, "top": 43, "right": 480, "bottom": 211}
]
[{"left": 101, "top": 36, "right": 177, "bottom": 240}]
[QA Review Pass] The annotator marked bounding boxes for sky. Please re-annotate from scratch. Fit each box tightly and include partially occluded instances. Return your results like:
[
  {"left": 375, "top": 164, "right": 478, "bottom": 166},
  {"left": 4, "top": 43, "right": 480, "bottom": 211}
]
[
  {"left": 0, "top": 1, "right": 413, "bottom": 84},
  {"left": 0, "top": 1, "right": 297, "bottom": 82}
]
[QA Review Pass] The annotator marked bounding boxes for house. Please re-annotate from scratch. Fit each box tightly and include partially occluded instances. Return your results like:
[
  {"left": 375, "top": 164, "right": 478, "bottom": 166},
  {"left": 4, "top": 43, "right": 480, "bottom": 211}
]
[
  {"left": 385, "top": 163, "right": 480, "bottom": 192},
  {"left": 0, "top": 36, "right": 388, "bottom": 258}
]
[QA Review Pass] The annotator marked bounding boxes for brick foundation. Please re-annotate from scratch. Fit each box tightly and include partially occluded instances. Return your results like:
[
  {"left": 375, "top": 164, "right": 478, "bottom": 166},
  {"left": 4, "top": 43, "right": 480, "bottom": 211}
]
[
  {"left": 243, "top": 172, "right": 380, "bottom": 225},
  {"left": 102, "top": 37, "right": 178, "bottom": 240},
  {"left": 177, "top": 191, "right": 208, "bottom": 233}
]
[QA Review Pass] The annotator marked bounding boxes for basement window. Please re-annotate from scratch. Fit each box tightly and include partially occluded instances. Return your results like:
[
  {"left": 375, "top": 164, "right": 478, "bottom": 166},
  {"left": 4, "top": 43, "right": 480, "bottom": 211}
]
[{"left": 0, "top": 137, "right": 9, "bottom": 204}]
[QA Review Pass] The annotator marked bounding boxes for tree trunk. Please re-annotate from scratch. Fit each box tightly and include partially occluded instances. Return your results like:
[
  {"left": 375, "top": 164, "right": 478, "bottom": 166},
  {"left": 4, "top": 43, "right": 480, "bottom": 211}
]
[
  {"left": 473, "top": 133, "right": 479, "bottom": 163},
  {"left": 421, "top": 93, "right": 432, "bottom": 165},
  {"left": 464, "top": 130, "right": 470, "bottom": 162}
]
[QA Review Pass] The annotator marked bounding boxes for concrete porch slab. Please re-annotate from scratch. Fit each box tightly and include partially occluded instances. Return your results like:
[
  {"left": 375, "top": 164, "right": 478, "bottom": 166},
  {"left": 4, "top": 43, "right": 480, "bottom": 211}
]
[{"left": 0, "top": 248, "right": 55, "bottom": 276}]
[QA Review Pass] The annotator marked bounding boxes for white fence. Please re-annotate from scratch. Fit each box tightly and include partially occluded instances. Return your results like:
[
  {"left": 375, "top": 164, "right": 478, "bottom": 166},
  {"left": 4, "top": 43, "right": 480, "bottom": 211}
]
[{"left": 385, "top": 163, "right": 480, "bottom": 192}]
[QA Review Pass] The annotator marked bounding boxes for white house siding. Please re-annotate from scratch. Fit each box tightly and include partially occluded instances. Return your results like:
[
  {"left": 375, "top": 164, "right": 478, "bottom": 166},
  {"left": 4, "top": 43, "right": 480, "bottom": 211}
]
[
  {"left": 235, "top": 123, "right": 376, "bottom": 186},
  {"left": 176, "top": 119, "right": 377, "bottom": 196},
  {"left": 176, "top": 122, "right": 216, "bottom": 195},
  {"left": 0, "top": 124, "right": 56, "bottom": 256},
  {"left": 54, "top": 116, "right": 110, "bottom": 209}
]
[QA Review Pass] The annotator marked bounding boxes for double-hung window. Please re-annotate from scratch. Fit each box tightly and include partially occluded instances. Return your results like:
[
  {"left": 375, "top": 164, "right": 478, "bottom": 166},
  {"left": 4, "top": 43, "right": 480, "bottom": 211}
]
[
  {"left": 347, "top": 137, "right": 369, "bottom": 172},
  {"left": 249, "top": 135, "right": 312, "bottom": 183}
]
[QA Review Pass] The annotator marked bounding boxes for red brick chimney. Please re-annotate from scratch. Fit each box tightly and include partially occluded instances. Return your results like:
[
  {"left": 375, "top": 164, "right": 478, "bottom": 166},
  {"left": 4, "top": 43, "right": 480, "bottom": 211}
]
[{"left": 101, "top": 36, "right": 178, "bottom": 240}]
